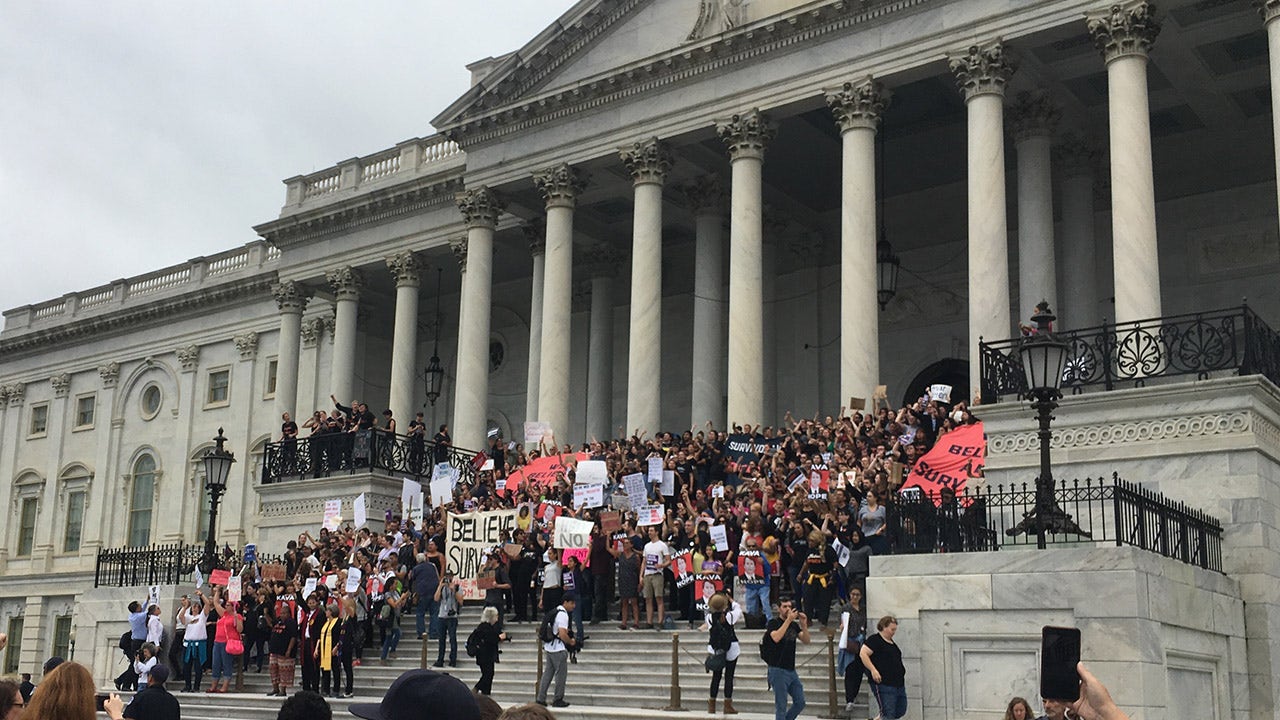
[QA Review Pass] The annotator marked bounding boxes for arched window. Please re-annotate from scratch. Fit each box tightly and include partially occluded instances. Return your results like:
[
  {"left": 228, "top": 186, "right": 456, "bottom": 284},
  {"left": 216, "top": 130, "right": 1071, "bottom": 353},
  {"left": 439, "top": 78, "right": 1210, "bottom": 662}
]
[{"left": 128, "top": 455, "right": 157, "bottom": 547}]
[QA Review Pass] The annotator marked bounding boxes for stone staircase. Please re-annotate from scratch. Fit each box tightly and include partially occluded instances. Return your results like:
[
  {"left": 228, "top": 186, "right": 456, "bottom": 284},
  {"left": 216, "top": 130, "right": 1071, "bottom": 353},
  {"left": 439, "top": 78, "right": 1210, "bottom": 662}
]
[{"left": 102, "top": 607, "right": 872, "bottom": 720}]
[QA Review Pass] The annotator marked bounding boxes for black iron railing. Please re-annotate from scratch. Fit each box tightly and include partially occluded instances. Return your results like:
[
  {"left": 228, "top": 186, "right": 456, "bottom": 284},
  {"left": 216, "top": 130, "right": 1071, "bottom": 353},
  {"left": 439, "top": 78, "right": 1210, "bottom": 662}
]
[
  {"left": 886, "top": 474, "right": 1223, "bottom": 571},
  {"left": 261, "top": 430, "right": 481, "bottom": 485},
  {"left": 95, "top": 543, "right": 287, "bottom": 588},
  {"left": 978, "top": 304, "right": 1280, "bottom": 403}
]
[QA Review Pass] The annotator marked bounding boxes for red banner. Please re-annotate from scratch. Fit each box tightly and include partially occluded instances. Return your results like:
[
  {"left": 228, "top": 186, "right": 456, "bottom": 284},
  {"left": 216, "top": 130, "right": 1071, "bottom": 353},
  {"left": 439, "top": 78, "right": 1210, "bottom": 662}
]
[
  {"left": 502, "top": 452, "right": 590, "bottom": 495},
  {"left": 901, "top": 422, "right": 986, "bottom": 498}
]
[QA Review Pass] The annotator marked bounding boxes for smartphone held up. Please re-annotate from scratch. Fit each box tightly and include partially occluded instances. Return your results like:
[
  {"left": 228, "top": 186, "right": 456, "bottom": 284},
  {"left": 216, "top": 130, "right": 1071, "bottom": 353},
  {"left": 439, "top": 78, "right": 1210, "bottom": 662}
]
[{"left": 1040, "top": 625, "right": 1082, "bottom": 702}]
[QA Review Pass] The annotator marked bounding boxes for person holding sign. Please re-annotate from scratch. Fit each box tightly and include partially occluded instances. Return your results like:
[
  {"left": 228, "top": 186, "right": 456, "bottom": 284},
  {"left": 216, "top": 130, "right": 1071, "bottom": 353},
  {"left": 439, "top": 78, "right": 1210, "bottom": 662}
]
[
  {"left": 798, "top": 530, "right": 838, "bottom": 627},
  {"left": 640, "top": 526, "right": 671, "bottom": 630},
  {"left": 738, "top": 538, "right": 772, "bottom": 622}
]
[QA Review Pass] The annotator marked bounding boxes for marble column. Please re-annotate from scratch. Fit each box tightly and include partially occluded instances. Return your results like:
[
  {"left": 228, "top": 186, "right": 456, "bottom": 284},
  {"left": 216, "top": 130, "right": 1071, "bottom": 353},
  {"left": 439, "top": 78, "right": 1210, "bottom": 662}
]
[
  {"left": 716, "top": 109, "right": 776, "bottom": 428},
  {"left": 386, "top": 250, "right": 423, "bottom": 426},
  {"left": 1010, "top": 90, "right": 1060, "bottom": 322},
  {"left": 272, "top": 281, "right": 311, "bottom": 421},
  {"left": 584, "top": 247, "right": 620, "bottom": 441},
  {"left": 1055, "top": 134, "right": 1100, "bottom": 330},
  {"left": 683, "top": 177, "right": 726, "bottom": 429},
  {"left": 1265, "top": 1, "right": 1280, "bottom": 236},
  {"left": 533, "top": 163, "right": 586, "bottom": 439},
  {"left": 620, "top": 137, "right": 673, "bottom": 435},
  {"left": 523, "top": 222, "right": 545, "bottom": 423},
  {"left": 1089, "top": 2, "right": 1162, "bottom": 324},
  {"left": 950, "top": 42, "right": 1015, "bottom": 399},
  {"left": 325, "top": 266, "right": 364, "bottom": 404},
  {"left": 826, "top": 77, "right": 888, "bottom": 409},
  {"left": 453, "top": 187, "right": 504, "bottom": 451}
]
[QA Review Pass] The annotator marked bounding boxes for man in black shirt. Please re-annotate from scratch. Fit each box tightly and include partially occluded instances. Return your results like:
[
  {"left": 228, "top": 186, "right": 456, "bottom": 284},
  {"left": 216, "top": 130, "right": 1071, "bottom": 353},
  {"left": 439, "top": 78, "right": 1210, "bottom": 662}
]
[
  {"left": 763, "top": 598, "right": 810, "bottom": 720},
  {"left": 122, "top": 664, "right": 180, "bottom": 720}
]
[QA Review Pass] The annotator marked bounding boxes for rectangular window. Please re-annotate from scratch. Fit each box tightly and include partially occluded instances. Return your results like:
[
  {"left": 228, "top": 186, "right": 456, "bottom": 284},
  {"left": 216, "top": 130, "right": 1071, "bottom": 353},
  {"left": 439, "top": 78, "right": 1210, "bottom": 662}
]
[
  {"left": 265, "top": 359, "right": 278, "bottom": 398},
  {"left": 3, "top": 617, "right": 22, "bottom": 674},
  {"left": 17, "top": 497, "right": 37, "bottom": 556},
  {"left": 207, "top": 369, "right": 230, "bottom": 405},
  {"left": 29, "top": 403, "right": 49, "bottom": 436},
  {"left": 64, "top": 490, "right": 86, "bottom": 553},
  {"left": 75, "top": 394, "right": 96, "bottom": 428},
  {"left": 51, "top": 615, "right": 72, "bottom": 660}
]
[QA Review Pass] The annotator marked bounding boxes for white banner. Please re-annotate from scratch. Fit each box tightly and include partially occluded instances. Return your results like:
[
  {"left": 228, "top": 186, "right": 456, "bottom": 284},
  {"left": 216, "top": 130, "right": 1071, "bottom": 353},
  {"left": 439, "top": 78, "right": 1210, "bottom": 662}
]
[
  {"left": 929, "top": 383, "right": 953, "bottom": 403},
  {"left": 354, "top": 493, "right": 367, "bottom": 528},
  {"left": 636, "top": 504, "right": 665, "bottom": 526},
  {"left": 710, "top": 524, "right": 729, "bottom": 552},
  {"left": 573, "top": 482, "right": 604, "bottom": 509},
  {"left": 323, "top": 499, "right": 342, "bottom": 531},
  {"left": 554, "top": 516, "right": 595, "bottom": 549},
  {"left": 345, "top": 566, "right": 363, "bottom": 594},
  {"left": 401, "top": 478, "right": 421, "bottom": 519},
  {"left": 576, "top": 459, "right": 608, "bottom": 486},
  {"left": 430, "top": 477, "right": 452, "bottom": 508},
  {"left": 446, "top": 510, "right": 520, "bottom": 600}
]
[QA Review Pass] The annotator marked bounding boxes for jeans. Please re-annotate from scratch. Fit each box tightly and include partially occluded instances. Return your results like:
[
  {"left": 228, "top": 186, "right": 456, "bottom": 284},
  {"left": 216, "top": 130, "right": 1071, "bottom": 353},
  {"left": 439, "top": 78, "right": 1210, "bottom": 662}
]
[
  {"left": 569, "top": 604, "right": 584, "bottom": 645},
  {"left": 211, "top": 642, "right": 234, "bottom": 681},
  {"left": 743, "top": 583, "right": 773, "bottom": 620},
  {"left": 870, "top": 682, "right": 907, "bottom": 719},
  {"left": 380, "top": 626, "right": 401, "bottom": 660},
  {"left": 536, "top": 649, "right": 569, "bottom": 703},
  {"left": 767, "top": 666, "right": 806, "bottom": 720},
  {"left": 436, "top": 616, "right": 458, "bottom": 664},
  {"left": 425, "top": 598, "right": 440, "bottom": 638}
]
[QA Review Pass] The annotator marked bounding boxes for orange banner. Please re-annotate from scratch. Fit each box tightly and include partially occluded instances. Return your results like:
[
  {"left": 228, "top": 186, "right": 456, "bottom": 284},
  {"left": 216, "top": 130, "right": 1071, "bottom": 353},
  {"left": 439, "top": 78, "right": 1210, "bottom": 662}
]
[
  {"left": 502, "top": 452, "right": 590, "bottom": 495},
  {"left": 900, "top": 422, "right": 985, "bottom": 497}
]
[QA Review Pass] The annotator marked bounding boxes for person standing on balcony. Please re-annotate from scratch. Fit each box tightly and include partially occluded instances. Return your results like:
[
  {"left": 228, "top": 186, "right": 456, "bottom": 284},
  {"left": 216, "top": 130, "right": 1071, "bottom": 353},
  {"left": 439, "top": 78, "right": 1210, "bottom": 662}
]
[
  {"left": 281, "top": 412, "right": 299, "bottom": 474},
  {"left": 408, "top": 412, "right": 426, "bottom": 475},
  {"left": 434, "top": 424, "right": 452, "bottom": 464}
]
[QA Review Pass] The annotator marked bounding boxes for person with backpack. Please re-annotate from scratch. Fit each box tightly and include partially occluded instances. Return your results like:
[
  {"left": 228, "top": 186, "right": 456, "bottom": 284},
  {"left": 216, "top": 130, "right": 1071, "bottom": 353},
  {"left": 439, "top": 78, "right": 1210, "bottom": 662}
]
[
  {"left": 432, "top": 570, "right": 464, "bottom": 668},
  {"left": 467, "top": 606, "right": 508, "bottom": 695},
  {"left": 534, "top": 590, "right": 577, "bottom": 709},
  {"left": 761, "top": 597, "right": 810, "bottom": 720},
  {"left": 702, "top": 592, "right": 741, "bottom": 715}
]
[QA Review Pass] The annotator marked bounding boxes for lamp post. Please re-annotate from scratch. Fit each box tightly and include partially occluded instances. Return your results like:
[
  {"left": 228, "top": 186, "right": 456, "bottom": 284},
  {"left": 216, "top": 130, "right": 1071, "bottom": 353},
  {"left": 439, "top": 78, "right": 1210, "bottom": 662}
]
[
  {"left": 200, "top": 428, "right": 236, "bottom": 573},
  {"left": 876, "top": 238, "right": 900, "bottom": 309},
  {"left": 1011, "top": 302, "right": 1089, "bottom": 549}
]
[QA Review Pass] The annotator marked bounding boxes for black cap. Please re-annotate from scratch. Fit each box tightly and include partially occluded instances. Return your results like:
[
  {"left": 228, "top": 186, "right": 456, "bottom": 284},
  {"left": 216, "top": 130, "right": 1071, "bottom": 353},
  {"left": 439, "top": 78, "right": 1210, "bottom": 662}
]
[
  {"left": 150, "top": 665, "right": 170, "bottom": 684},
  {"left": 562, "top": 591, "right": 578, "bottom": 604},
  {"left": 42, "top": 656, "right": 64, "bottom": 674},
  {"left": 348, "top": 669, "right": 479, "bottom": 720}
]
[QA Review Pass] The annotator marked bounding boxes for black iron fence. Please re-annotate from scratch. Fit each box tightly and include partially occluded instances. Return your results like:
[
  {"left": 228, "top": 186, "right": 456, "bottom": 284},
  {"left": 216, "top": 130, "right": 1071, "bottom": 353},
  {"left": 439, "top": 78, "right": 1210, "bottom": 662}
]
[
  {"left": 95, "top": 543, "right": 287, "bottom": 588},
  {"left": 261, "top": 430, "right": 481, "bottom": 485},
  {"left": 885, "top": 474, "right": 1223, "bottom": 571},
  {"left": 979, "top": 304, "right": 1280, "bottom": 403}
]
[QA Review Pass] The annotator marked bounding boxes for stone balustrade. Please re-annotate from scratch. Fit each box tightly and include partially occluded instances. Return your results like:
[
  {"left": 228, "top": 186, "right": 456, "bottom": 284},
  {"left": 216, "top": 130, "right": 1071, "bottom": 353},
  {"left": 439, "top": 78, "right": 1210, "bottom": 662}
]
[
  {"left": 1, "top": 241, "right": 280, "bottom": 335},
  {"left": 281, "top": 134, "right": 464, "bottom": 212}
]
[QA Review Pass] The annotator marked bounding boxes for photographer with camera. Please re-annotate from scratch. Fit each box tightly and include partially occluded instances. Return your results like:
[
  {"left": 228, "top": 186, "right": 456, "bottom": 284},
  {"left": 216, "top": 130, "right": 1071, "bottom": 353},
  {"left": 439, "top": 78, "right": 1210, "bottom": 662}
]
[
  {"left": 762, "top": 597, "right": 810, "bottom": 720},
  {"left": 432, "top": 570, "right": 464, "bottom": 668}
]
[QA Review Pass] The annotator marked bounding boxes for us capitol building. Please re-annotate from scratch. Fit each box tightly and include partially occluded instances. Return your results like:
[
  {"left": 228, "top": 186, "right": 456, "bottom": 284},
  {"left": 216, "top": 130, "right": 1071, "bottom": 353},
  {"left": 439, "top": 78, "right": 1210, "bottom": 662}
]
[{"left": 3, "top": 1, "right": 1280, "bottom": 717}]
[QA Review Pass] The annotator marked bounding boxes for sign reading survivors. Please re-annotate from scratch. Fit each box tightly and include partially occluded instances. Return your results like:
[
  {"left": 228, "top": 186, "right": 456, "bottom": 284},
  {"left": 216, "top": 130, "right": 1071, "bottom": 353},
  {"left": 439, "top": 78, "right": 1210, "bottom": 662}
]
[
  {"left": 900, "top": 421, "right": 985, "bottom": 498},
  {"left": 446, "top": 509, "right": 519, "bottom": 600}
]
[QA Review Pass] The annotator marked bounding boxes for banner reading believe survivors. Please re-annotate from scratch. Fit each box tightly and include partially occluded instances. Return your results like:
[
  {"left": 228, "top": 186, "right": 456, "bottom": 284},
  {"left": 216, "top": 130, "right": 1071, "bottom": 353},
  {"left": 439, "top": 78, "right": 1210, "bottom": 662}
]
[
  {"left": 900, "top": 421, "right": 985, "bottom": 498},
  {"left": 446, "top": 509, "right": 519, "bottom": 600}
]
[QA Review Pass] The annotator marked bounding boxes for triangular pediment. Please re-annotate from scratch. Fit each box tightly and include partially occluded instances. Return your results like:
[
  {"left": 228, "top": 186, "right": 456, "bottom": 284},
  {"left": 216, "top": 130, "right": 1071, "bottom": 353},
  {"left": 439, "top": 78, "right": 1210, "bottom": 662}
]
[{"left": 432, "top": 0, "right": 832, "bottom": 137}]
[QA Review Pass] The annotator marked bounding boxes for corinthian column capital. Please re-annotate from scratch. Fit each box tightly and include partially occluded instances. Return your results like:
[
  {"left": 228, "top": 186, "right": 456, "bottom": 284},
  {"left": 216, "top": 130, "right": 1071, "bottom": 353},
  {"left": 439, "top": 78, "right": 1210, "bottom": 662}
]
[
  {"left": 1088, "top": 2, "right": 1161, "bottom": 63},
  {"left": 1259, "top": 0, "right": 1280, "bottom": 24},
  {"left": 1053, "top": 133, "right": 1102, "bottom": 178},
  {"left": 386, "top": 250, "right": 424, "bottom": 287},
  {"left": 949, "top": 41, "right": 1016, "bottom": 100},
  {"left": 450, "top": 237, "right": 469, "bottom": 273},
  {"left": 326, "top": 266, "right": 364, "bottom": 302},
  {"left": 272, "top": 280, "right": 312, "bottom": 314},
  {"left": 522, "top": 219, "right": 546, "bottom": 256},
  {"left": 826, "top": 77, "right": 890, "bottom": 133},
  {"left": 455, "top": 186, "right": 504, "bottom": 228},
  {"left": 1007, "top": 90, "right": 1060, "bottom": 141},
  {"left": 716, "top": 109, "right": 777, "bottom": 161},
  {"left": 680, "top": 175, "right": 724, "bottom": 215},
  {"left": 533, "top": 163, "right": 587, "bottom": 209},
  {"left": 620, "top": 137, "right": 674, "bottom": 185}
]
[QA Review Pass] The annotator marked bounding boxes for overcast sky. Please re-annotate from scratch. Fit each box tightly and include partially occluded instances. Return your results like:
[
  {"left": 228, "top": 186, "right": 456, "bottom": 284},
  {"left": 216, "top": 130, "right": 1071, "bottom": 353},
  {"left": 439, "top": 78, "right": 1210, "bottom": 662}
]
[{"left": 0, "top": 0, "right": 578, "bottom": 315}]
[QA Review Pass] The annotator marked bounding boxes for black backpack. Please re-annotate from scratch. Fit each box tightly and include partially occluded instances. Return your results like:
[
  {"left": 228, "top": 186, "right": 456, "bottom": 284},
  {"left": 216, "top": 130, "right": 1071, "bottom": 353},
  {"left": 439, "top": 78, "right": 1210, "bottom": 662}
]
[
  {"left": 465, "top": 626, "right": 484, "bottom": 658},
  {"left": 118, "top": 631, "right": 132, "bottom": 658},
  {"left": 537, "top": 607, "right": 562, "bottom": 644},
  {"left": 759, "top": 626, "right": 783, "bottom": 667}
]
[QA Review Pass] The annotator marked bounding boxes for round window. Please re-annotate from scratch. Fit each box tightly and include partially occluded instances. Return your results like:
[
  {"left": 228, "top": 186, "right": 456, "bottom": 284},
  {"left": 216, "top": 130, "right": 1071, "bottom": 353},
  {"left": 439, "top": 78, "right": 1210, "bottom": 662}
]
[{"left": 141, "top": 384, "right": 162, "bottom": 419}]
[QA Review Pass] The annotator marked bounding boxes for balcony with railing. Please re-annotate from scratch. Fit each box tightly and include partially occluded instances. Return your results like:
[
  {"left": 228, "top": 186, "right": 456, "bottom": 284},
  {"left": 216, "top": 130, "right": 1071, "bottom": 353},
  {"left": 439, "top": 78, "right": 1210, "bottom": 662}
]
[
  {"left": 978, "top": 304, "right": 1280, "bottom": 404},
  {"left": 279, "top": 134, "right": 465, "bottom": 214},
  {"left": 261, "top": 430, "right": 481, "bottom": 486}
]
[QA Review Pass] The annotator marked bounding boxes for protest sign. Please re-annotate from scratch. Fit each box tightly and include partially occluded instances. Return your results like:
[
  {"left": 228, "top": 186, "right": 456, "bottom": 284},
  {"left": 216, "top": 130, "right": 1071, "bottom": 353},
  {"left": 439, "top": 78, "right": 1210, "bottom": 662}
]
[
  {"left": 711, "top": 485, "right": 725, "bottom": 499},
  {"left": 562, "top": 547, "right": 590, "bottom": 568},
  {"left": 430, "top": 477, "right": 452, "bottom": 508},
  {"left": 807, "top": 470, "right": 830, "bottom": 500},
  {"left": 929, "top": 384, "right": 953, "bottom": 403},
  {"left": 611, "top": 530, "right": 632, "bottom": 555},
  {"left": 786, "top": 469, "right": 807, "bottom": 494},
  {"left": 209, "top": 569, "right": 231, "bottom": 587},
  {"left": 345, "top": 566, "right": 363, "bottom": 594},
  {"left": 193, "top": 566, "right": 204, "bottom": 590},
  {"left": 354, "top": 493, "right": 367, "bottom": 528},
  {"left": 432, "top": 462, "right": 455, "bottom": 487},
  {"left": 623, "top": 473, "right": 647, "bottom": 508},
  {"left": 901, "top": 421, "right": 985, "bottom": 499},
  {"left": 147, "top": 585, "right": 161, "bottom": 609},
  {"left": 480, "top": 458, "right": 495, "bottom": 472},
  {"left": 573, "top": 483, "right": 604, "bottom": 509},
  {"left": 401, "top": 478, "right": 421, "bottom": 519},
  {"left": 673, "top": 552, "right": 695, "bottom": 588},
  {"left": 537, "top": 500, "right": 563, "bottom": 524},
  {"left": 831, "top": 537, "right": 851, "bottom": 567},
  {"left": 477, "top": 569, "right": 496, "bottom": 591},
  {"left": 599, "top": 510, "right": 622, "bottom": 535},
  {"left": 636, "top": 504, "right": 664, "bottom": 526},
  {"left": 446, "top": 509, "right": 519, "bottom": 600},
  {"left": 737, "top": 550, "right": 766, "bottom": 585},
  {"left": 302, "top": 578, "right": 317, "bottom": 600},
  {"left": 243, "top": 544, "right": 257, "bottom": 565},
  {"left": 323, "top": 499, "right": 342, "bottom": 532},
  {"left": 694, "top": 576, "right": 724, "bottom": 613},
  {"left": 504, "top": 452, "right": 590, "bottom": 494},
  {"left": 554, "top": 516, "right": 594, "bottom": 549},
  {"left": 503, "top": 543, "right": 522, "bottom": 559},
  {"left": 724, "top": 434, "right": 785, "bottom": 469},
  {"left": 709, "top": 524, "right": 729, "bottom": 552},
  {"left": 647, "top": 457, "right": 663, "bottom": 483},
  {"left": 262, "top": 563, "right": 286, "bottom": 582},
  {"left": 576, "top": 459, "right": 608, "bottom": 486},
  {"left": 227, "top": 576, "right": 242, "bottom": 603},
  {"left": 661, "top": 470, "right": 675, "bottom": 496},
  {"left": 523, "top": 421, "right": 553, "bottom": 444}
]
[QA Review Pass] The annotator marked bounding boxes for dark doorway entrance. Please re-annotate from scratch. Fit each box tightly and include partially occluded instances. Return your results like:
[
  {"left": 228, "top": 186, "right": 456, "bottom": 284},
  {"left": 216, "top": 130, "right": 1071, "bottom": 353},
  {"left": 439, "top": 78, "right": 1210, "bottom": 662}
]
[{"left": 902, "top": 359, "right": 970, "bottom": 407}]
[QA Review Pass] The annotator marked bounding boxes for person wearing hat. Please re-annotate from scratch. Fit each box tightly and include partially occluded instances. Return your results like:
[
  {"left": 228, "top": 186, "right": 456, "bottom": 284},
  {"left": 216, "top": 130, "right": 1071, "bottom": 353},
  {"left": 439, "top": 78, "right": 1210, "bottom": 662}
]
[
  {"left": 534, "top": 590, "right": 576, "bottom": 709},
  {"left": 349, "top": 669, "right": 480, "bottom": 720},
  {"left": 121, "top": 664, "right": 180, "bottom": 720}
]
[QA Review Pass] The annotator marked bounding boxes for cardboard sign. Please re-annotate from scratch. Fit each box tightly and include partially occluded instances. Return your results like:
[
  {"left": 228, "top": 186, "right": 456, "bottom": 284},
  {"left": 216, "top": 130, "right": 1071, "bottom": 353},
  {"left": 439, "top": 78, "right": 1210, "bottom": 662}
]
[
  {"left": 323, "top": 499, "right": 342, "bottom": 532},
  {"left": 345, "top": 566, "right": 363, "bottom": 594},
  {"left": 573, "top": 483, "right": 605, "bottom": 509},
  {"left": 737, "top": 550, "right": 766, "bottom": 585},
  {"left": 209, "top": 569, "right": 232, "bottom": 587},
  {"left": 709, "top": 524, "right": 729, "bottom": 552},
  {"left": 694, "top": 576, "right": 724, "bottom": 613},
  {"left": 900, "top": 421, "right": 985, "bottom": 499},
  {"left": 599, "top": 510, "right": 622, "bottom": 535},
  {"left": 477, "top": 569, "right": 496, "bottom": 591},
  {"left": 673, "top": 552, "right": 695, "bottom": 588},
  {"left": 623, "top": 473, "right": 647, "bottom": 509},
  {"left": 576, "top": 459, "right": 608, "bottom": 486},
  {"left": 227, "top": 576, "right": 242, "bottom": 603},
  {"left": 849, "top": 396, "right": 866, "bottom": 411},
  {"left": 446, "top": 509, "right": 519, "bottom": 600},
  {"left": 554, "top": 516, "right": 594, "bottom": 549},
  {"left": 929, "top": 384, "right": 953, "bottom": 403},
  {"left": 262, "top": 563, "right": 286, "bottom": 582},
  {"left": 636, "top": 504, "right": 665, "bottom": 526},
  {"left": 503, "top": 543, "right": 522, "bottom": 559},
  {"left": 354, "top": 493, "right": 367, "bottom": 528}
]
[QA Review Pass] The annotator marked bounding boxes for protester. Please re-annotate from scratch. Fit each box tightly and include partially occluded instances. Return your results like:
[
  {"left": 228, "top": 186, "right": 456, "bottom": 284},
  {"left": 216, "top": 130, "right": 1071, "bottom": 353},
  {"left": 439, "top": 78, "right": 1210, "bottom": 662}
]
[
  {"left": 349, "top": 669, "right": 480, "bottom": 720},
  {"left": 207, "top": 591, "right": 242, "bottom": 693},
  {"left": 26, "top": 662, "right": 99, "bottom": 720},
  {"left": 277, "top": 690, "right": 331, "bottom": 720},
  {"left": 1005, "top": 696, "right": 1035, "bottom": 720},
  {"left": 861, "top": 615, "right": 907, "bottom": 720},
  {"left": 17, "top": 673, "right": 33, "bottom": 704},
  {"left": 122, "top": 664, "right": 180, "bottom": 720},
  {"left": 316, "top": 604, "right": 342, "bottom": 699},
  {"left": 835, "top": 588, "right": 867, "bottom": 716},
  {"left": 763, "top": 597, "right": 810, "bottom": 720},
  {"left": 535, "top": 591, "right": 576, "bottom": 709},
  {"left": 0, "top": 680, "right": 22, "bottom": 720},
  {"left": 433, "top": 570, "right": 464, "bottom": 668},
  {"left": 470, "top": 606, "right": 508, "bottom": 696},
  {"left": 178, "top": 594, "right": 209, "bottom": 693},
  {"left": 702, "top": 592, "right": 740, "bottom": 715},
  {"left": 267, "top": 606, "right": 298, "bottom": 697}
]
